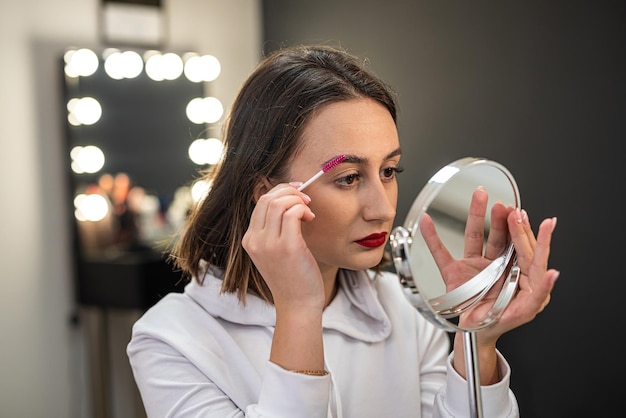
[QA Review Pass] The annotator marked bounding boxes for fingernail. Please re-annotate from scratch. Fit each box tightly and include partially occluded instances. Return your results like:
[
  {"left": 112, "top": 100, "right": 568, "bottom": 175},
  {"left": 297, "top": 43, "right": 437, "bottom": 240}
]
[
  {"left": 516, "top": 208, "right": 523, "bottom": 223},
  {"left": 550, "top": 270, "right": 560, "bottom": 285},
  {"left": 301, "top": 193, "right": 311, "bottom": 203},
  {"left": 289, "top": 182, "right": 303, "bottom": 187},
  {"left": 521, "top": 209, "right": 528, "bottom": 224},
  {"left": 551, "top": 217, "right": 558, "bottom": 232}
]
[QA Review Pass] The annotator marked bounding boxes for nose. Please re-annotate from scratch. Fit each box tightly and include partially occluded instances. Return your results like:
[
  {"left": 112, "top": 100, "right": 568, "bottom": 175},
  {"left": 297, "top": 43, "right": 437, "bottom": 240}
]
[{"left": 362, "top": 180, "right": 397, "bottom": 222}]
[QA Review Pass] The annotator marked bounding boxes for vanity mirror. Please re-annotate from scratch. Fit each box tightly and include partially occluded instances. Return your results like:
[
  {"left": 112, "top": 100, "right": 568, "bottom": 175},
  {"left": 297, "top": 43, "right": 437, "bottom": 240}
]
[
  {"left": 62, "top": 47, "right": 222, "bottom": 309},
  {"left": 389, "top": 157, "right": 521, "bottom": 418}
]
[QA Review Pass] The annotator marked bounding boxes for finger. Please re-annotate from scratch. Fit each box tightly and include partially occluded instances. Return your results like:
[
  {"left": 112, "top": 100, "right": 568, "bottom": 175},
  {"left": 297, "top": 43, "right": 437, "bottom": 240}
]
[
  {"left": 244, "top": 193, "right": 313, "bottom": 263},
  {"left": 262, "top": 193, "right": 311, "bottom": 238},
  {"left": 419, "top": 213, "right": 454, "bottom": 271},
  {"left": 252, "top": 184, "right": 308, "bottom": 230},
  {"left": 527, "top": 217, "right": 557, "bottom": 284},
  {"left": 483, "top": 217, "right": 558, "bottom": 333},
  {"left": 247, "top": 195, "right": 267, "bottom": 232},
  {"left": 484, "top": 202, "right": 512, "bottom": 260},
  {"left": 464, "top": 186, "right": 489, "bottom": 258},
  {"left": 507, "top": 209, "right": 540, "bottom": 273},
  {"left": 281, "top": 203, "right": 315, "bottom": 245},
  {"left": 518, "top": 209, "right": 537, "bottom": 247}
]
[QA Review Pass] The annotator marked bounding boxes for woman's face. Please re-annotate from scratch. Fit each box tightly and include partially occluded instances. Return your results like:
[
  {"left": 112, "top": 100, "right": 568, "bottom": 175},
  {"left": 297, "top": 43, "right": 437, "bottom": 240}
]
[{"left": 288, "top": 98, "right": 401, "bottom": 277}]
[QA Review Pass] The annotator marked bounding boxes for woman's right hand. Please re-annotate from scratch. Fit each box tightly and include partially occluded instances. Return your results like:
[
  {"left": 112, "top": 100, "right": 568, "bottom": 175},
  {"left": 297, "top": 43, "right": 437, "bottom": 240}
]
[
  {"left": 242, "top": 183, "right": 325, "bottom": 312},
  {"left": 243, "top": 183, "right": 328, "bottom": 373}
]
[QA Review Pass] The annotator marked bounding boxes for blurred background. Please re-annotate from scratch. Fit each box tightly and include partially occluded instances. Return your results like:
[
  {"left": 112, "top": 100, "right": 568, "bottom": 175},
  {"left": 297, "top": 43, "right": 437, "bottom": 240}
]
[{"left": 1, "top": 0, "right": 623, "bottom": 417}]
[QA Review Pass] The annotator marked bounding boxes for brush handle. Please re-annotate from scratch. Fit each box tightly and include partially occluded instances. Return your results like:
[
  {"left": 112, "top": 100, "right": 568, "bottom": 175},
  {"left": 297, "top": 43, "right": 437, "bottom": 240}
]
[
  {"left": 296, "top": 154, "right": 345, "bottom": 191},
  {"left": 297, "top": 170, "right": 324, "bottom": 191}
]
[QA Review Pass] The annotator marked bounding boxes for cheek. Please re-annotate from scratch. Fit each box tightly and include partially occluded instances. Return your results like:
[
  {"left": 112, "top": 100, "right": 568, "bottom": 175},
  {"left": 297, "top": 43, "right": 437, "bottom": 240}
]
[
  {"left": 390, "top": 187, "right": 399, "bottom": 210},
  {"left": 302, "top": 199, "right": 358, "bottom": 240}
]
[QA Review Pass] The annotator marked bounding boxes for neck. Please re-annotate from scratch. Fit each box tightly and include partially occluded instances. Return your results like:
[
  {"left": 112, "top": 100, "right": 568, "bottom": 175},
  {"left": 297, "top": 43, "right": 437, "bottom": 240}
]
[{"left": 323, "top": 268, "right": 340, "bottom": 308}]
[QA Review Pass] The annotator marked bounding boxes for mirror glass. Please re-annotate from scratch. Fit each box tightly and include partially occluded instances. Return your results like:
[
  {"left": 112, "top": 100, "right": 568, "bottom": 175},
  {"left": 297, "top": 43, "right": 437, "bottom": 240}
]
[{"left": 390, "top": 157, "right": 521, "bottom": 332}]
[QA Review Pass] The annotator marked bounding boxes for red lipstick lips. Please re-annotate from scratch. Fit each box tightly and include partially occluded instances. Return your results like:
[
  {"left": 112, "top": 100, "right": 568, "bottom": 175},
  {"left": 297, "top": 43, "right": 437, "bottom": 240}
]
[{"left": 355, "top": 232, "right": 388, "bottom": 248}]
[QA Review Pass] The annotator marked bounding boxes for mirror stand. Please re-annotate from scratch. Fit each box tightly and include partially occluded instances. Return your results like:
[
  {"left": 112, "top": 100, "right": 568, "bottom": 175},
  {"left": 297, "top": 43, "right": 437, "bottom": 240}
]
[
  {"left": 464, "top": 330, "right": 483, "bottom": 418},
  {"left": 390, "top": 157, "right": 522, "bottom": 418}
]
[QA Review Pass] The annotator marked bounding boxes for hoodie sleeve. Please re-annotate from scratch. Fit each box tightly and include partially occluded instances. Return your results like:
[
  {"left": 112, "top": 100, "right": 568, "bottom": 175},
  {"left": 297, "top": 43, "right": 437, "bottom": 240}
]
[
  {"left": 127, "top": 290, "right": 333, "bottom": 418},
  {"left": 432, "top": 351, "right": 519, "bottom": 417},
  {"left": 247, "top": 361, "right": 331, "bottom": 418}
]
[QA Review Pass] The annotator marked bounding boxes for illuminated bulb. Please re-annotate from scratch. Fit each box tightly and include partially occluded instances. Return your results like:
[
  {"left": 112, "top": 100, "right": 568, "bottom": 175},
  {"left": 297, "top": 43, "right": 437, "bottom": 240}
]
[
  {"left": 67, "top": 99, "right": 82, "bottom": 126},
  {"left": 119, "top": 50, "right": 143, "bottom": 79},
  {"left": 145, "top": 52, "right": 183, "bottom": 81},
  {"left": 186, "top": 97, "right": 223, "bottom": 124},
  {"left": 184, "top": 54, "right": 221, "bottom": 82},
  {"left": 160, "top": 53, "right": 183, "bottom": 80},
  {"left": 203, "top": 138, "right": 224, "bottom": 164},
  {"left": 70, "top": 145, "right": 105, "bottom": 174},
  {"left": 64, "top": 48, "right": 99, "bottom": 77},
  {"left": 203, "top": 97, "right": 224, "bottom": 123},
  {"left": 74, "top": 193, "right": 110, "bottom": 222},
  {"left": 104, "top": 51, "right": 125, "bottom": 80},
  {"left": 145, "top": 53, "right": 164, "bottom": 81},
  {"left": 191, "top": 179, "right": 212, "bottom": 203},
  {"left": 185, "top": 98, "right": 204, "bottom": 123},
  {"left": 103, "top": 50, "right": 143, "bottom": 79},
  {"left": 69, "top": 97, "right": 102, "bottom": 125},
  {"left": 188, "top": 138, "right": 224, "bottom": 165}
]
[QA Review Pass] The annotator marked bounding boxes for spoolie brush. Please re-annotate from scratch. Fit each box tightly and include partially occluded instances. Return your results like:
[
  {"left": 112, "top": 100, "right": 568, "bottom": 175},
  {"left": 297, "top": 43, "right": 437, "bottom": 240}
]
[{"left": 297, "top": 154, "right": 346, "bottom": 191}]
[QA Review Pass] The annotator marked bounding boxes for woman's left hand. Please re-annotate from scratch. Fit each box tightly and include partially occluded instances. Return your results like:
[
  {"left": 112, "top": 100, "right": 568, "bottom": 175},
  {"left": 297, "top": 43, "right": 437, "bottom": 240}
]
[
  {"left": 419, "top": 186, "right": 559, "bottom": 344},
  {"left": 472, "top": 206, "right": 559, "bottom": 345}
]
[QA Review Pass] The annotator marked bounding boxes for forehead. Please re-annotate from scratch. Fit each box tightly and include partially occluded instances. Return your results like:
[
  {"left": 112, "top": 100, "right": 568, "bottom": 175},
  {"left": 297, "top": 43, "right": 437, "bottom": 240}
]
[{"left": 297, "top": 98, "right": 399, "bottom": 161}]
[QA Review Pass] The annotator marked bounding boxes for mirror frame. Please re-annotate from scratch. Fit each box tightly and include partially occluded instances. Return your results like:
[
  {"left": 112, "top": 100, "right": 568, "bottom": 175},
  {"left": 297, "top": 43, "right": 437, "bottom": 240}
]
[{"left": 390, "top": 157, "right": 521, "bottom": 332}]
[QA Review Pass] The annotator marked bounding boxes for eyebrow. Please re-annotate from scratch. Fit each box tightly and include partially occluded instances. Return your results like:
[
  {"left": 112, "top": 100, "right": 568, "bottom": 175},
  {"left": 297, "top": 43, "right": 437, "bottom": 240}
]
[{"left": 339, "top": 147, "right": 402, "bottom": 165}]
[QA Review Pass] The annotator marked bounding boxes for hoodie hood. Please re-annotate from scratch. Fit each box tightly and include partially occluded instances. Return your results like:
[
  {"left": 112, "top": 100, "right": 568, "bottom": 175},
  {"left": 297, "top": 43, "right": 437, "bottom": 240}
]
[{"left": 185, "top": 263, "right": 392, "bottom": 343}]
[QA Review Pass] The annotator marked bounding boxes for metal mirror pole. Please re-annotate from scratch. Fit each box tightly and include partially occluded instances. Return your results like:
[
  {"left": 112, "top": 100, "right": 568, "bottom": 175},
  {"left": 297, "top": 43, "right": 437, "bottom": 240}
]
[{"left": 464, "top": 330, "right": 483, "bottom": 418}]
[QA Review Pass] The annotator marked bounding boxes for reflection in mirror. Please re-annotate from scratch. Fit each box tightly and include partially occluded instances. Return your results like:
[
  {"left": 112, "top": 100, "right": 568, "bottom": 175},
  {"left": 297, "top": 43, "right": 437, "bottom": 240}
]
[{"left": 62, "top": 47, "right": 223, "bottom": 308}]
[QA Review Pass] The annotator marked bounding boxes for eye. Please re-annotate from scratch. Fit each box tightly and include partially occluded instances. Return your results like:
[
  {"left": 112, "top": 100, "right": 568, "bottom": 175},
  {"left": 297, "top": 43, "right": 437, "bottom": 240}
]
[
  {"left": 381, "top": 165, "right": 404, "bottom": 181},
  {"left": 336, "top": 172, "right": 361, "bottom": 188}
]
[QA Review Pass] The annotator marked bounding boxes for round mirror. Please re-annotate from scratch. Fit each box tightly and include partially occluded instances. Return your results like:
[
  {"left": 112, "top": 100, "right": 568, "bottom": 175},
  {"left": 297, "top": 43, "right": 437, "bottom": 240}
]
[{"left": 390, "top": 157, "right": 521, "bottom": 332}]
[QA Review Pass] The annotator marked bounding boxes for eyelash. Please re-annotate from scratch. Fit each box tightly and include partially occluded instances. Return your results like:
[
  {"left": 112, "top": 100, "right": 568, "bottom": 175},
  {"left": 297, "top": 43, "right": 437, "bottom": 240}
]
[{"left": 336, "top": 165, "right": 404, "bottom": 188}]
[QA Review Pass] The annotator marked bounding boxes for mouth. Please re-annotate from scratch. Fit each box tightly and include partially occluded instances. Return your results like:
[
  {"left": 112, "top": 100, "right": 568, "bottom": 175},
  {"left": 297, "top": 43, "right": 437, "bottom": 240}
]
[{"left": 355, "top": 232, "right": 388, "bottom": 248}]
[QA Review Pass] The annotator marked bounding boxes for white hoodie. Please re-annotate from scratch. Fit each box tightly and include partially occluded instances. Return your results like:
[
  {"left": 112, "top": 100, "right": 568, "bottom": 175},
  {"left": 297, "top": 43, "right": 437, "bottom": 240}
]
[{"left": 127, "top": 265, "right": 518, "bottom": 417}]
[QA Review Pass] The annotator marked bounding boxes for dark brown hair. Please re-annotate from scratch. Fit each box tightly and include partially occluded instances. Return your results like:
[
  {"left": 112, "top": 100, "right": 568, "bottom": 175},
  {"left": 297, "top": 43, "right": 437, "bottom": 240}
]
[{"left": 169, "top": 44, "right": 398, "bottom": 303}]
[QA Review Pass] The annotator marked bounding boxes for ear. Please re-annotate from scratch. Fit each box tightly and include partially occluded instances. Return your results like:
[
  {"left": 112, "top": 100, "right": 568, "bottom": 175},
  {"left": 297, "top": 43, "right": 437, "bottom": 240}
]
[{"left": 252, "top": 176, "right": 274, "bottom": 203}]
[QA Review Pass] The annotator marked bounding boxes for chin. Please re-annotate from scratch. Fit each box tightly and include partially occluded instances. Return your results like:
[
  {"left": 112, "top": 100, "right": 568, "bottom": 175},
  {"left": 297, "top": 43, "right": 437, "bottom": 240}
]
[{"left": 343, "top": 249, "right": 386, "bottom": 271}]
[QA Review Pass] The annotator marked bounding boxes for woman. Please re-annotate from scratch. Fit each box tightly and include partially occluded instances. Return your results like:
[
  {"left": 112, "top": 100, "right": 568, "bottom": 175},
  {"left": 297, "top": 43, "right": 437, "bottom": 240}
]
[{"left": 127, "top": 44, "right": 559, "bottom": 417}]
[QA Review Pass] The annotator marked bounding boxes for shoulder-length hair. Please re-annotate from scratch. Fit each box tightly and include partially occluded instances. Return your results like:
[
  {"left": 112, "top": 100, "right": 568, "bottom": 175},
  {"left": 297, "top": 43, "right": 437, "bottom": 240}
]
[{"left": 169, "top": 44, "right": 398, "bottom": 304}]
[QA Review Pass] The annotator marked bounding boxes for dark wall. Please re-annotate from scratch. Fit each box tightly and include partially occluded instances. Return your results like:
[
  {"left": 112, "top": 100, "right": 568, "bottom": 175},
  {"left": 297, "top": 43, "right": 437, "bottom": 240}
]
[{"left": 262, "top": 1, "right": 624, "bottom": 416}]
